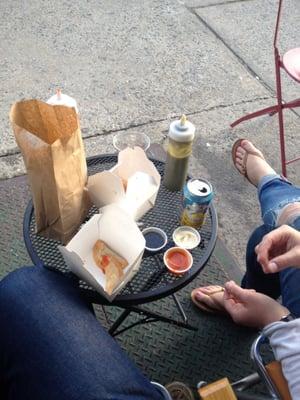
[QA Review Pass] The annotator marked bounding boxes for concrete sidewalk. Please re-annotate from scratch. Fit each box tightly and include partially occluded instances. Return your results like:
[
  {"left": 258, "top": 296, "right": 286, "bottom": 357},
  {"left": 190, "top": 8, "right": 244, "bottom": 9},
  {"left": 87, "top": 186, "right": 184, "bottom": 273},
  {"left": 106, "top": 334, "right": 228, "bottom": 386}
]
[
  {"left": 1, "top": 0, "right": 300, "bottom": 270},
  {"left": 1, "top": 2, "right": 299, "bottom": 394}
]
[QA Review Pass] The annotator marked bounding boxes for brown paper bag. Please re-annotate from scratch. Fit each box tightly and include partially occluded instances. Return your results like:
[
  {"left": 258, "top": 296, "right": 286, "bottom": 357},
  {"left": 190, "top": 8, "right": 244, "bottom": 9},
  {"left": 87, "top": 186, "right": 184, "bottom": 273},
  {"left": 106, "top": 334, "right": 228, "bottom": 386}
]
[{"left": 10, "top": 99, "right": 90, "bottom": 244}]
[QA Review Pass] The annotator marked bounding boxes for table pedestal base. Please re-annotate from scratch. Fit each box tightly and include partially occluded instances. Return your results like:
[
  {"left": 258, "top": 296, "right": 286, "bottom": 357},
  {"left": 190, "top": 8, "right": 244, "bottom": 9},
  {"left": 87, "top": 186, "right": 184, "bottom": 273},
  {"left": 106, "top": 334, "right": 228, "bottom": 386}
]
[{"left": 108, "top": 294, "right": 198, "bottom": 336}]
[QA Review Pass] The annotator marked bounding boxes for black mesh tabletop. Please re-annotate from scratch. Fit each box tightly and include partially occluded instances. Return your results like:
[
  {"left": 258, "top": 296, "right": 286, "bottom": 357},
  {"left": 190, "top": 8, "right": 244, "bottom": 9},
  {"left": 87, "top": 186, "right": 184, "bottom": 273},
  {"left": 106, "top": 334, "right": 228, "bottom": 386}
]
[{"left": 23, "top": 155, "right": 218, "bottom": 306}]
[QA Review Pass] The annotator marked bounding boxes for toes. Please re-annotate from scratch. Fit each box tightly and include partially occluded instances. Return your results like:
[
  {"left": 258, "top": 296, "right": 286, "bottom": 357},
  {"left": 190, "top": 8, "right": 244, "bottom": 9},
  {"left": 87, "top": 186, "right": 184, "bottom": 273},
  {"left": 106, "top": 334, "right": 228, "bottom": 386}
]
[
  {"left": 240, "top": 139, "right": 253, "bottom": 150},
  {"left": 194, "top": 285, "right": 223, "bottom": 296},
  {"left": 236, "top": 158, "right": 244, "bottom": 167},
  {"left": 241, "top": 140, "right": 264, "bottom": 159},
  {"left": 236, "top": 147, "right": 246, "bottom": 158},
  {"left": 235, "top": 160, "right": 246, "bottom": 174},
  {"left": 235, "top": 147, "right": 246, "bottom": 166},
  {"left": 194, "top": 290, "right": 224, "bottom": 311}
]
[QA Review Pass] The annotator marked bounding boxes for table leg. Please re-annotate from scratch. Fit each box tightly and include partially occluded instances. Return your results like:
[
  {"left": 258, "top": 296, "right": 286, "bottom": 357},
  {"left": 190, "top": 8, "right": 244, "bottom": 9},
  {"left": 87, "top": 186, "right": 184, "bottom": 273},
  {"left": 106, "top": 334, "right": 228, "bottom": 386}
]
[
  {"left": 109, "top": 304, "right": 198, "bottom": 336},
  {"left": 172, "top": 293, "right": 187, "bottom": 324},
  {"left": 108, "top": 309, "right": 131, "bottom": 335}
]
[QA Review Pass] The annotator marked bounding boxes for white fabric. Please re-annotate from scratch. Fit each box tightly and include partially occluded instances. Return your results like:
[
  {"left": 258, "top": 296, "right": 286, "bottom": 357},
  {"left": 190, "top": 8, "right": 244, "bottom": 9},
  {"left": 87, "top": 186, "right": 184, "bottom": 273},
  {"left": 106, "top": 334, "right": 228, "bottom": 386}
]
[{"left": 263, "top": 319, "right": 300, "bottom": 399}]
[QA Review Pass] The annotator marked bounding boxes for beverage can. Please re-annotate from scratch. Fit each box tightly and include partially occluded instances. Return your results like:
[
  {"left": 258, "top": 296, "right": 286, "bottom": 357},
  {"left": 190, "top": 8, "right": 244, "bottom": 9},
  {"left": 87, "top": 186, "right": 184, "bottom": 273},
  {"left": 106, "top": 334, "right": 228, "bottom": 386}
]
[{"left": 181, "top": 178, "right": 213, "bottom": 228}]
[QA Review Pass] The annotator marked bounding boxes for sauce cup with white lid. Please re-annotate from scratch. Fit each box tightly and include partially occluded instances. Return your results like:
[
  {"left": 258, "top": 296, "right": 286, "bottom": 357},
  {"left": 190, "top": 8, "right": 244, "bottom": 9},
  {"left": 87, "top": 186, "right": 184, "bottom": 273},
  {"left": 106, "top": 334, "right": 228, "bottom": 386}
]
[{"left": 172, "top": 226, "right": 201, "bottom": 250}]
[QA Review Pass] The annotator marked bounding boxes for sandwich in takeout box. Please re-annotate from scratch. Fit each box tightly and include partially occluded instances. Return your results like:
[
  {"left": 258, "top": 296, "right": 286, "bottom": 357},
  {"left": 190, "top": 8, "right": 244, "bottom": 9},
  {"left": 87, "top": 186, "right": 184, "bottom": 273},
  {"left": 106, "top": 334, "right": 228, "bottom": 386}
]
[
  {"left": 59, "top": 204, "right": 145, "bottom": 301},
  {"left": 87, "top": 147, "right": 161, "bottom": 221}
]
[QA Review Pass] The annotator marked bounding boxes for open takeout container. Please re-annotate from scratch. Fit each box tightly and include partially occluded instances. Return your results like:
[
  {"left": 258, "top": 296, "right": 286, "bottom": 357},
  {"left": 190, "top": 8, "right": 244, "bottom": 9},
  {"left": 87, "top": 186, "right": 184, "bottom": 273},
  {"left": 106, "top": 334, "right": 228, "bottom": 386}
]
[
  {"left": 87, "top": 147, "right": 161, "bottom": 221},
  {"left": 59, "top": 205, "right": 145, "bottom": 301}
]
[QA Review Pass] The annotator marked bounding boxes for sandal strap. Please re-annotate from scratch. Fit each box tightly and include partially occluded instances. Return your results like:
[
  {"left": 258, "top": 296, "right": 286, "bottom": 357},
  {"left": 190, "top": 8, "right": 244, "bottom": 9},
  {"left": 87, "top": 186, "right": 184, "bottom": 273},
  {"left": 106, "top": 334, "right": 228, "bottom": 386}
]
[{"left": 231, "top": 138, "right": 264, "bottom": 183}]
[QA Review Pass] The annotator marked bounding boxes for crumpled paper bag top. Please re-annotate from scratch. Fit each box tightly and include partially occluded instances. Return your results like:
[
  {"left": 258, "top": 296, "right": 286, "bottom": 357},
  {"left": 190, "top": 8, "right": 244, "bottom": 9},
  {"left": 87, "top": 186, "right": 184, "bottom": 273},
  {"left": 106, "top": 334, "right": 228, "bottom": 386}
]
[{"left": 10, "top": 99, "right": 78, "bottom": 145}]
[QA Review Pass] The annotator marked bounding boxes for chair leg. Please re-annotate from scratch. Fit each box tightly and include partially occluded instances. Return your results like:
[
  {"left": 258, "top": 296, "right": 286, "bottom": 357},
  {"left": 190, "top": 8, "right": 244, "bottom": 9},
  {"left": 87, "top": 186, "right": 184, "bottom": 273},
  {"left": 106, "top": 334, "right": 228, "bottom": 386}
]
[
  {"left": 283, "top": 97, "right": 300, "bottom": 110},
  {"left": 275, "top": 50, "right": 287, "bottom": 177},
  {"left": 230, "top": 97, "right": 300, "bottom": 128},
  {"left": 230, "top": 104, "right": 280, "bottom": 128}
]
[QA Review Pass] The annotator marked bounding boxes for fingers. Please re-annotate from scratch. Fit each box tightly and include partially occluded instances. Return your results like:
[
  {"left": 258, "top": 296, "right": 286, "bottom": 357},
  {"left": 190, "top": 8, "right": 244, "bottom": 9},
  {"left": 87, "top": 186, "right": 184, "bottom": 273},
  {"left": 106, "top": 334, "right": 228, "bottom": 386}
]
[
  {"left": 255, "top": 225, "right": 300, "bottom": 273},
  {"left": 267, "top": 247, "right": 300, "bottom": 272},
  {"left": 255, "top": 235, "right": 274, "bottom": 271},
  {"left": 224, "top": 281, "right": 250, "bottom": 303},
  {"left": 223, "top": 281, "right": 252, "bottom": 322}
]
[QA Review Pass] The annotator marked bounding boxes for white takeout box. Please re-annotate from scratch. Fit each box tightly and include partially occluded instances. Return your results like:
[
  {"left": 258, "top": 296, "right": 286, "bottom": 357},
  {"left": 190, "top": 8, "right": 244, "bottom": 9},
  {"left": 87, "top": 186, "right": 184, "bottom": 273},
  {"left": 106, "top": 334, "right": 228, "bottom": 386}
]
[
  {"left": 58, "top": 205, "right": 145, "bottom": 301},
  {"left": 87, "top": 147, "right": 161, "bottom": 220}
]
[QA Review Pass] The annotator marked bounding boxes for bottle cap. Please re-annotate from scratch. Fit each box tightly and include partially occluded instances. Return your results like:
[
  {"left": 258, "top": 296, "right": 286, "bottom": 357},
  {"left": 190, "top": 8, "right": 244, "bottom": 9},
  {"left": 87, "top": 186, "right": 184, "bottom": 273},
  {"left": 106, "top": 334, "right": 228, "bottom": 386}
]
[
  {"left": 169, "top": 115, "right": 195, "bottom": 142},
  {"left": 47, "top": 89, "right": 78, "bottom": 113}
]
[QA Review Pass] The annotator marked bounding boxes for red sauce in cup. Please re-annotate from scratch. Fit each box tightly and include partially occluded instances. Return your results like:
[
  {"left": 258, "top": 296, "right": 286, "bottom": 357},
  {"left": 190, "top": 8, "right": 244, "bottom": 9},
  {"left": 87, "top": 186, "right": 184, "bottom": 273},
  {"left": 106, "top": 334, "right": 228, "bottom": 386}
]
[{"left": 164, "top": 247, "right": 193, "bottom": 275}]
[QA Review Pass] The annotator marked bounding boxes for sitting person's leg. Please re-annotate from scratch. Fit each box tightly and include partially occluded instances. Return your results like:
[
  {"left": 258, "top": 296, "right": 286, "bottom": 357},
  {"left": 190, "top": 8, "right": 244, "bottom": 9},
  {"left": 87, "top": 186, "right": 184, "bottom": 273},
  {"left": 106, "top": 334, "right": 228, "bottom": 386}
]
[
  {"left": 0, "top": 266, "right": 165, "bottom": 400},
  {"left": 190, "top": 226, "right": 276, "bottom": 314},
  {"left": 242, "top": 224, "right": 281, "bottom": 299},
  {"left": 235, "top": 140, "right": 300, "bottom": 315},
  {"left": 191, "top": 139, "right": 300, "bottom": 315},
  {"left": 233, "top": 139, "right": 300, "bottom": 231},
  {"left": 244, "top": 222, "right": 300, "bottom": 316}
]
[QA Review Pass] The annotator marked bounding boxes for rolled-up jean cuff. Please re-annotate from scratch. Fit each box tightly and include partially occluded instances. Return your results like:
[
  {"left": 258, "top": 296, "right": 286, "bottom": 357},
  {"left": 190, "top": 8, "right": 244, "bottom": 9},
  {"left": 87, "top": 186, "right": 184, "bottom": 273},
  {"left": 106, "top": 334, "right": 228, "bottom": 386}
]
[
  {"left": 257, "top": 174, "right": 283, "bottom": 195},
  {"left": 290, "top": 216, "right": 300, "bottom": 231}
]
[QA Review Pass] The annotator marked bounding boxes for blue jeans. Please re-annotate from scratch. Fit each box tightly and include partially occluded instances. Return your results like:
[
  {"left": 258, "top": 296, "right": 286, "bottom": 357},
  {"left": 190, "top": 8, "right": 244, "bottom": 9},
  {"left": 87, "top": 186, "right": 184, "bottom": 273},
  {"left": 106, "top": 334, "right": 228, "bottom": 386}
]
[
  {"left": 242, "top": 174, "right": 300, "bottom": 316},
  {"left": 0, "top": 266, "right": 167, "bottom": 400}
]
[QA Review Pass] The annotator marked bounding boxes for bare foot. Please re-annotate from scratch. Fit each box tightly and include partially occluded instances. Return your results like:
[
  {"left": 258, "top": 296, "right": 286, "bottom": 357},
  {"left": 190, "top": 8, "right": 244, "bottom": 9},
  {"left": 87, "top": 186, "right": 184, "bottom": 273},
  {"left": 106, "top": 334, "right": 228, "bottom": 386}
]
[
  {"left": 191, "top": 285, "right": 226, "bottom": 314},
  {"left": 234, "top": 140, "right": 276, "bottom": 186}
]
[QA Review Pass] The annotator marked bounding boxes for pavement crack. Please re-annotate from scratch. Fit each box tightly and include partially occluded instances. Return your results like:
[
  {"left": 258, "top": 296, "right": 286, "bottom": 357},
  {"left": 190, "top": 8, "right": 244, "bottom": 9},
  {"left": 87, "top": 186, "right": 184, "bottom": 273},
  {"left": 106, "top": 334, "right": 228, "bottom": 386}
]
[
  {"left": 0, "top": 95, "right": 276, "bottom": 160},
  {"left": 80, "top": 97, "right": 274, "bottom": 142},
  {"left": 188, "top": 0, "right": 254, "bottom": 9},
  {"left": 188, "top": 96, "right": 272, "bottom": 115},
  {"left": 186, "top": 6, "right": 274, "bottom": 95},
  {"left": 3, "top": 93, "right": 300, "bottom": 160},
  {"left": 0, "top": 148, "right": 20, "bottom": 158},
  {"left": 186, "top": 5, "right": 300, "bottom": 121}
]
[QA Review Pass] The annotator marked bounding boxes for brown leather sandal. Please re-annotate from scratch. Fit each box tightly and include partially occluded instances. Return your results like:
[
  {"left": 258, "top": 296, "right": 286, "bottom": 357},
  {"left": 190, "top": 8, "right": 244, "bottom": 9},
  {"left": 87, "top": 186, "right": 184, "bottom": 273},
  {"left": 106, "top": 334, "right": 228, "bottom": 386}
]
[{"left": 231, "top": 138, "right": 265, "bottom": 185}]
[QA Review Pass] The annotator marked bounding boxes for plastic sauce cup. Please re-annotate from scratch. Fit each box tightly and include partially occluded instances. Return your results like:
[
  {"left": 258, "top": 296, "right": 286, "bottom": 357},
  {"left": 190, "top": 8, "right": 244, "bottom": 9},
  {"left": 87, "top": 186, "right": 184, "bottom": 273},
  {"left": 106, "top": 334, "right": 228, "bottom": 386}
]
[
  {"left": 142, "top": 227, "right": 168, "bottom": 253},
  {"left": 163, "top": 247, "right": 193, "bottom": 275},
  {"left": 172, "top": 226, "right": 200, "bottom": 250}
]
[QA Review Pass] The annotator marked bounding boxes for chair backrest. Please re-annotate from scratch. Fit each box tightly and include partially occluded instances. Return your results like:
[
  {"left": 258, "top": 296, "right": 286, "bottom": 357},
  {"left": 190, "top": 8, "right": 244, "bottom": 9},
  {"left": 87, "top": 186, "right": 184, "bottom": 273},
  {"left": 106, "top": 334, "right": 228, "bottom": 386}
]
[
  {"left": 251, "top": 334, "right": 291, "bottom": 400},
  {"left": 273, "top": 0, "right": 283, "bottom": 49}
]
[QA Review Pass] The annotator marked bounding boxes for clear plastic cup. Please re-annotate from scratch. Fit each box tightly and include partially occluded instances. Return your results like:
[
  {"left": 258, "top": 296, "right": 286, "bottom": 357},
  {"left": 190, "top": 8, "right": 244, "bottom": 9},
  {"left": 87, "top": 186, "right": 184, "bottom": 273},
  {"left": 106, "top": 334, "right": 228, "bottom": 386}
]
[{"left": 113, "top": 132, "right": 150, "bottom": 152}]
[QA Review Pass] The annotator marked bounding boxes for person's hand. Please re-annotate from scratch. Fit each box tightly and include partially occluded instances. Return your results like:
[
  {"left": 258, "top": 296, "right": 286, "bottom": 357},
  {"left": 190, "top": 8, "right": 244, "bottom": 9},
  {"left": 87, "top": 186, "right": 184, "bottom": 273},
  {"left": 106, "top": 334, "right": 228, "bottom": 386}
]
[
  {"left": 255, "top": 225, "right": 300, "bottom": 274},
  {"left": 223, "top": 281, "right": 289, "bottom": 329}
]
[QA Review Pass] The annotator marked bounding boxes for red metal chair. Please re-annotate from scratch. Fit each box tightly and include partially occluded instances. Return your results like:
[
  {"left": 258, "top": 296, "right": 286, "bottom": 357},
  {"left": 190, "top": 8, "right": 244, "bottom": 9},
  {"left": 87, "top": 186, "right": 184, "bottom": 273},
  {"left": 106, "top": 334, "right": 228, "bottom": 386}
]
[{"left": 231, "top": 0, "right": 300, "bottom": 177}]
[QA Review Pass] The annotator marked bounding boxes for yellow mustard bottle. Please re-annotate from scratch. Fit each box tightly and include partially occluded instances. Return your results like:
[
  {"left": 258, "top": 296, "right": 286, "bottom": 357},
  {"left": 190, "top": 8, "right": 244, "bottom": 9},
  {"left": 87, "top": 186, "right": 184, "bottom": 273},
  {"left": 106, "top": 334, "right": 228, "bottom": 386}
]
[{"left": 163, "top": 115, "right": 195, "bottom": 191}]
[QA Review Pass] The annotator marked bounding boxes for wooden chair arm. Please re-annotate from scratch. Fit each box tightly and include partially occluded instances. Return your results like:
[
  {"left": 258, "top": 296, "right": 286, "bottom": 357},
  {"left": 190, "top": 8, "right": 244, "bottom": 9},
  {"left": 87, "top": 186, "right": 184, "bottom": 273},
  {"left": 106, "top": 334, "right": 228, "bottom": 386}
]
[
  {"left": 265, "top": 361, "right": 292, "bottom": 400},
  {"left": 198, "top": 377, "right": 237, "bottom": 400}
]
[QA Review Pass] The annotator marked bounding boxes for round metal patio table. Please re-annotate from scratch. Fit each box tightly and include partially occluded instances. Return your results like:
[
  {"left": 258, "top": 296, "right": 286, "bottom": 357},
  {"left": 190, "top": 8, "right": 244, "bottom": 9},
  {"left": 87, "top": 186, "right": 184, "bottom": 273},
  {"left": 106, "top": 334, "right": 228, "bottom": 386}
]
[{"left": 23, "top": 154, "right": 218, "bottom": 335}]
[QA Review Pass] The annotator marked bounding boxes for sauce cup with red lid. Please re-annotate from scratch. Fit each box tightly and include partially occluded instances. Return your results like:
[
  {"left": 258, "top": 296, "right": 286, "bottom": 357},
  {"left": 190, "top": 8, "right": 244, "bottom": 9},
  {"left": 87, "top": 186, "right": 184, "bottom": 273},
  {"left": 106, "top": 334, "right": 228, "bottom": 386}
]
[{"left": 163, "top": 247, "right": 193, "bottom": 275}]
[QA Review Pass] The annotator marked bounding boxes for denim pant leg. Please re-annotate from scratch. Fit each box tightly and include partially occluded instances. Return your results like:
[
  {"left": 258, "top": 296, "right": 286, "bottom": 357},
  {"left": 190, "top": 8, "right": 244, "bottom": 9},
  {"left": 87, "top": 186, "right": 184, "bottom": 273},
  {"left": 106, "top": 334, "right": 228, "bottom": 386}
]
[
  {"left": 243, "top": 175, "right": 300, "bottom": 316},
  {"left": 242, "top": 224, "right": 281, "bottom": 300},
  {"left": 257, "top": 175, "right": 300, "bottom": 228},
  {"left": 0, "top": 267, "right": 164, "bottom": 400}
]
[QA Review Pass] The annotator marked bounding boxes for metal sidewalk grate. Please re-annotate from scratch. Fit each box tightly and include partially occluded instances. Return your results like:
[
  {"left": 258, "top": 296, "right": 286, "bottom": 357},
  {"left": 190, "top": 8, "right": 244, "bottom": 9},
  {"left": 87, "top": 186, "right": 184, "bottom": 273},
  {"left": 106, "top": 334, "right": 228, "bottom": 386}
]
[
  {"left": 94, "top": 255, "right": 265, "bottom": 397},
  {"left": 0, "top": 174, "right": 267, "bottom": 398}
]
